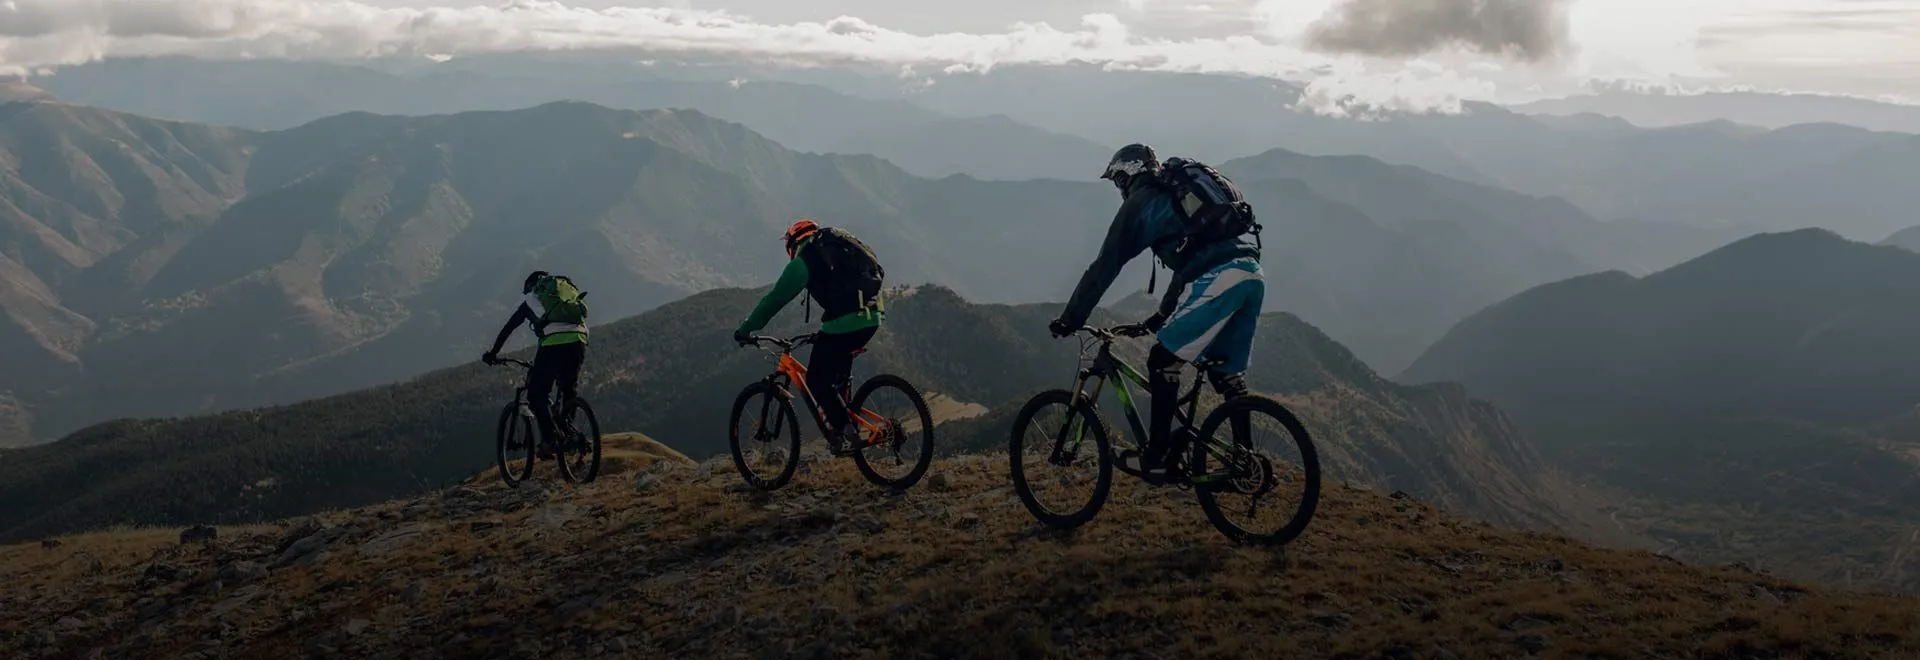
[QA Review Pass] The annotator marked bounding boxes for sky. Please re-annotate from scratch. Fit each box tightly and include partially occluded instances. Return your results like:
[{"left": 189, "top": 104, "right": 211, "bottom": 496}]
[{"left": 2, "top": 0, "right": 1917, "bottom": 111}]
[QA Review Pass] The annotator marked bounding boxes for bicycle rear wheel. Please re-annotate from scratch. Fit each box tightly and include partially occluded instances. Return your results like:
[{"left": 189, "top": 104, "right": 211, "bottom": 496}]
[
  {"left": 1008, "top": 389, "right": 1113, "bottom": 530},
  {"left": 729, "top": 382, "right": 802, "bottom": 491},
  {"left": 496, "top": 403, "right": 536, "bottom": 487},
  {"left": 554, "top": 398, "right": 603, "bottom": 484},
  {"left": 850, "top": 375, "right": 935, "bottom": 490},
  {"left": 1191, "top": 395, "right": 1321, "bottom": 546}
]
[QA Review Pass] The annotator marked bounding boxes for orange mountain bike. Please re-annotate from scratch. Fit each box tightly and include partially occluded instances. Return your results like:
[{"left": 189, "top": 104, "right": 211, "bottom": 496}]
[{"left": 730, "top": 333, "right": 934, "bottom": 491}]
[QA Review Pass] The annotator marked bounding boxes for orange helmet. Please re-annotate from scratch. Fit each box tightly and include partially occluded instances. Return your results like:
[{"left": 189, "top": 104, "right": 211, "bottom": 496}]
[{"left": 783, "top": 219, "right": 820, "bottom": 258}]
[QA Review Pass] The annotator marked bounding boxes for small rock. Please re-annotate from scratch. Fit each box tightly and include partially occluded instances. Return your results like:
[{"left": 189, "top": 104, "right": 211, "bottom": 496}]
[
  {"left": 956, "top": 513, "right": 982, "bottom": 528},
  {"left": 530, "top": 504, "right": 583, "bottom": 528},
  {"left": 142, "top": 562, "right": 183, "bottom": 584},
  {"left": 40, "top": 539, "right": 62, "bottom": 550},
  {"left": 469, "top": 519, "right": 503, "bottom": 533},
  {"left": 1504, "top": 615, "right": 1552, "bottom": 632},
  {"left": 554, "top": 597, "right": 597, "bottom": 619},
  {"left": 1310, "top": 613, "right": 1350, "bottom": 629},
  {"left": 1388, "top": 490, "right": 1411, "bottom": 500},
  {"left": 87, "top": 557, "right": 105, "bottom": 576},
  {"left": 928, "top": 472, "right": 954, "bottom": 491},
  {"left": 359, "top": 523, "right": 436, "bottom": 556},
  {"left": 402, "top": 581, "right": 426, "bottom": 603},
  {"left": 1354, "top": 516, "right": 1372, "bottom": 526},
  {"left": 344, "top": 619, "right": 372, "bottom": 636},
  {"left": 1518, "top": 635, "right": 1549, "bottom": 653},
  {"left": 277, "top": 518, "right": 328, "bottom": 552},
  {"left": 851, "top": 515, "right": 886, "bottom": 534},
  {"left": 633, "top": 474, "right": 661, "bottom": 493},
  {"left": 179, "top": 525, "right": 218, "bottom": 545},
  {"left": 54, "top": 616, "right": 84, "bottom": 633},
  {"left": 1542, "top": 558, "right": 1566, "bottom": 572},
  {"left": 477, "top": 576, "right": 505, "bottom": 596},
  {"left": 217, "top": 561, "right": 269, "bottom": 585}
]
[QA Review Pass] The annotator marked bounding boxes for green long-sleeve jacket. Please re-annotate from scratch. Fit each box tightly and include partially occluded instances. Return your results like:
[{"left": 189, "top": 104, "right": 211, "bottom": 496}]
[{"left": 736, "top": 238, "right": 885, "bottom": 336}]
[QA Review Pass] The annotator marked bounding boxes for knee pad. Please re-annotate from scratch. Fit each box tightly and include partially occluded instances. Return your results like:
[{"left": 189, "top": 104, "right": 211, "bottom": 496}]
[{"left": 1207, "top": 371, "right": 1249, "bottom": 399}]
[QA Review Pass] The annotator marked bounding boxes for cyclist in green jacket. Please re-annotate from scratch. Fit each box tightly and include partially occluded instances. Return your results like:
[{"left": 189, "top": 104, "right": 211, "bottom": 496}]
[
  {"left": 484, "top": 270, "right": 588, "bottom": 458},
  {"left": 734, "top": 220, "right": 886, "bottom": 455}
]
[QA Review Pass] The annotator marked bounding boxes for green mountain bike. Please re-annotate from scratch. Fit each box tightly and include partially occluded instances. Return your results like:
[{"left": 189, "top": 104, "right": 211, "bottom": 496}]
[
  {"left": 1009, "top": 324, "right": 1320, "bottom": 545},
  {"left": 491, "top": 358, "right": 602, "bottom": 486}
]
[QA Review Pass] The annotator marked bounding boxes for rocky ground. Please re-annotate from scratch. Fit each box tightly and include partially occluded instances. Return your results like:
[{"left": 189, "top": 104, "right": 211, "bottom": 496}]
[{"left": 4, "top": 434, "right": 1919, "bottom": 659}]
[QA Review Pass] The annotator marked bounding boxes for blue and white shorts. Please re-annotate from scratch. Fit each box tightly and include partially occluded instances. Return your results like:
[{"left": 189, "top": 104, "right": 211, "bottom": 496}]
[{"left": 1158, "top": 257, "right": 1264, "bottom": 374}]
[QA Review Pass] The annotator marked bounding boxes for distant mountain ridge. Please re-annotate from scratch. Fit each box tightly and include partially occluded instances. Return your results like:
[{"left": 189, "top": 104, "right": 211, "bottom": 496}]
[
  {"left": 1404, "top": 228, "right": 1920, "bottom": 424},
  {"left": 37, "top": 57, "right": 1920, "bottom": 243},
  {"left": 1402, "top": 228, "right": 1920, "bottom": 592},
  {"left": 1515, "top": 91, "right": 1920, "bottom": 134},
  {"left": 1884, "top": 225, "right": 1920, "bottom": 252}
]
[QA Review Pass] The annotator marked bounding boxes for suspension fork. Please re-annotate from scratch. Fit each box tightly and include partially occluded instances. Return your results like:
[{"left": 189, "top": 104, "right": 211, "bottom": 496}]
[{"left": 1048, "top": 371, "right": 1108, "bottom": 463}]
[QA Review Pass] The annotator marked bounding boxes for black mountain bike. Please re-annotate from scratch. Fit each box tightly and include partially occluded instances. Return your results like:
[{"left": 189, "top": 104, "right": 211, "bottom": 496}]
[
  {"left": 1009, "top": 324, "right": 1321, "bottom": 545},
  {"left": 729, "top": 333, "right": 935, "bottom": 491},
  {"left": 491, "top": 358, "right": 602, "bottom": 486}
]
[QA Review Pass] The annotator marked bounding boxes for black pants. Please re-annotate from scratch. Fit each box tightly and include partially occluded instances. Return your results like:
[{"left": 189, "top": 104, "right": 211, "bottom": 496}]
[
  {"left": 807, "top": 326, "right": 877, "bottom": 434},
  {"left": 529, "top": 341, "right": 587, "bottom": 444}
]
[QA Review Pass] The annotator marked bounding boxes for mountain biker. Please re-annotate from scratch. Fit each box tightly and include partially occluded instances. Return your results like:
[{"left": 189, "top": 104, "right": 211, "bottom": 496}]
[
  {"left": 483, "top": 270, "right": 589, "bottom": 458},
  {"left": 1049, "top": 144, "right": 1264, "bottom": 480},
  {"left": 734, "top": 219, "right": 886, "bottom": 456}
]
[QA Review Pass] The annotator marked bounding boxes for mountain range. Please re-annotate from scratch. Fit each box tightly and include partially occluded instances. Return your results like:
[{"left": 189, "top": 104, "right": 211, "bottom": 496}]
[
  {"left": 1885, "top": 226, "right": 1920, "bottom": 252},
  {"left": 1403, "top": 229, "right": 1920, "bottom": 591},
  {"left": 1515, "top": 90, "right": 1920, "bottom": 134},
  {"left": 32, "top": 57, "right": 1920, "bottom": 243},
  {"left": 0, "top": 285, "right": 1601, "bottom": 546},
  {"left": 1, "top": 96, "right": 1737, "bottom": 446}
]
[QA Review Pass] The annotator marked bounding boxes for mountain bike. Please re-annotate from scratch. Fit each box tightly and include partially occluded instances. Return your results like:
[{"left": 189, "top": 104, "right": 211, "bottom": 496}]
[
  {"left": 1008, "top": 324, "right": 1320, "bottom": 545},
  {"left": 490, "top": 358, "right": 602, "bottom": 486},
  {"left": 730, "top": 333, "right": 934, "bottom": 491}
]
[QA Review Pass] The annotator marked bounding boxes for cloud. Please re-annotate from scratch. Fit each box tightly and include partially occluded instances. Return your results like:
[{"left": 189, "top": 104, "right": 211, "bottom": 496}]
[
  {"left": 1304, "top": 0, "right": 1572, "bottom": 62},
  {"left": 1, "top": 0, "right": 1427, "bottom": 101},
  {"left": 10, "top": 0, "right": 1909, "bottom": 112}
]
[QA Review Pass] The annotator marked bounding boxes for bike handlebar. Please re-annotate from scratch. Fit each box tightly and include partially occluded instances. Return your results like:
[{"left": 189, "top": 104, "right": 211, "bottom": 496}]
[
  {"left": 1066, "top": 324, "right": 1154, "bottom": 341},
  {"left": 742, "top": 333, "right": 817, "bottom": 352}
]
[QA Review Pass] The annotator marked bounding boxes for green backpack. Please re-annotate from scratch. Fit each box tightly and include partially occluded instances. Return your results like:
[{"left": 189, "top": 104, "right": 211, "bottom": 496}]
[{"left": 531, "top": 275, "right": 589, "bottom": 332}]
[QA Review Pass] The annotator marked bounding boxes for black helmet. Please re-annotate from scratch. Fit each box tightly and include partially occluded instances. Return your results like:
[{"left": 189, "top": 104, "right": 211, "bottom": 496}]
[
  {"left": 523, "top": 270, "right": 550, "bottom": 294},
  {"left": 1100, "top": 143, "right": 1159, "bottom": 195}
]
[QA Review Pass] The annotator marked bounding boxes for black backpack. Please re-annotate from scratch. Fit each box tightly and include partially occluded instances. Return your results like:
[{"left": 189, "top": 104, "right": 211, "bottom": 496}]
[
  {"left": 1159, "top": 156, "right": 1259, "bottom": 248},
  {"left": 801, "top": 227, "right": 885, "bottom": 322}
]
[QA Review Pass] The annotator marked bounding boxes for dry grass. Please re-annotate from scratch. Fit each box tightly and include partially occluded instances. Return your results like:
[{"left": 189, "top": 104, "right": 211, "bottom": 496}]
[{"left": 3, "top": 447, "right": 1918, "bottom": 660}]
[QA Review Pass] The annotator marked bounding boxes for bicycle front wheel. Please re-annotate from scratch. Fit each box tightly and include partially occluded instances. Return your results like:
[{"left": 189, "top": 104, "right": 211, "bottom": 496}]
[
  {"left": 1008, "top": 389, "right": 1112, "bottom": 530},
  {"left": 850, "top": 375, "right": 935, "bottom": 490},
  {"left": 729, "top": 382, "right": 801, "bottom": 491},
  {"left": 554, "top": 398, "right": 603, "bottom": 484},
  {"left": 496, "top": 403, "right": 536, "bottom": 487},
  {"left": 1191, "top": 395, "right": 1321, "bottom": 546}
]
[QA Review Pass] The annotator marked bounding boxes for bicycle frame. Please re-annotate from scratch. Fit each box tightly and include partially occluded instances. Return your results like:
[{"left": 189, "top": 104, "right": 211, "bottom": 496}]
[
  {"left": 495, "top": 358, "right": 571, "bottom": 424},
  {"left": 1058, "top": 330, "right": 1244, "bottom": 475},
  {"left": 751, "top": 336, "right": 890, "bottom": 446}
]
